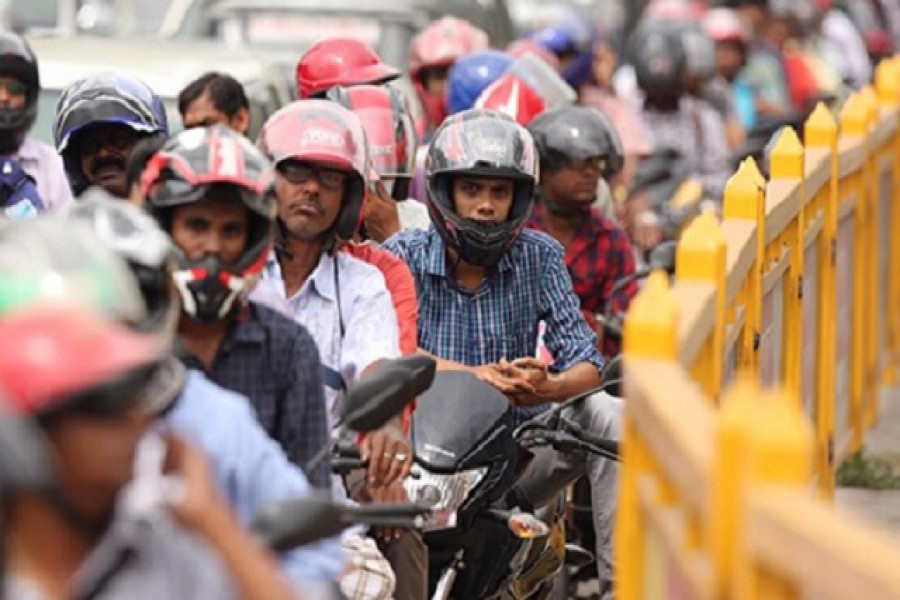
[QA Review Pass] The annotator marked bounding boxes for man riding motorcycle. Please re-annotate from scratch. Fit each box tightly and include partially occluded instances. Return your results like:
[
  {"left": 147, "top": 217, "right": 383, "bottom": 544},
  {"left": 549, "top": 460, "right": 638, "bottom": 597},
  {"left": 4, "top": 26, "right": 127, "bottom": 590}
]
[
  {"left": 0, "top": 218, "right": 296, "bottom": 600},
  {"left": 382, "top": 109, "right": 622, "bottom": 596},
  {"left": 53, "top": 71, "right": 168, "bottom": 198},
  {"left": 0, "top": 31, "right": 72, "bottom": 210},
  {"left": 139, "top": 125, "right": 332, "bottom": 488},
  {"left": 256, "top": 100, "right": 424, "bottom": 600},
  {"left": 526, "top": 105, "right": 638, "bottom": 357},
  {"left": 68, "top": 191, "right": 347, "bottom": 590}
]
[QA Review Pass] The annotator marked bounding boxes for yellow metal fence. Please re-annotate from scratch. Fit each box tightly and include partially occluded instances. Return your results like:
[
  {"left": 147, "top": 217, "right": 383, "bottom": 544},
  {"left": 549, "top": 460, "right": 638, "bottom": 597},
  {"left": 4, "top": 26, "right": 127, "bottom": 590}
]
[{"left": 617, "top": 57, "right": 900, "bottom": 598}]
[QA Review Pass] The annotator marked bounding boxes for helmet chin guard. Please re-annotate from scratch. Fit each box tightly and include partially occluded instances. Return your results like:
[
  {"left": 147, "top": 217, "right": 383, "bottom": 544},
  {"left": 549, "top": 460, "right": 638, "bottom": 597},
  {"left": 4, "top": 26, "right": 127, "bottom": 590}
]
[{"left": 172, "top": 254, "right": 257, "bottom": 323}]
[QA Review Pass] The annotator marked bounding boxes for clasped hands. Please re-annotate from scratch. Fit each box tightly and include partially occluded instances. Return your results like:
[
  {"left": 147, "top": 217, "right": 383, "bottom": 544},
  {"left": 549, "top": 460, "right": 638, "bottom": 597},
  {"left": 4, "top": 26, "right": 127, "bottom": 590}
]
[{"left": 472, "top": 357, "right": 559, "bottom": 407}]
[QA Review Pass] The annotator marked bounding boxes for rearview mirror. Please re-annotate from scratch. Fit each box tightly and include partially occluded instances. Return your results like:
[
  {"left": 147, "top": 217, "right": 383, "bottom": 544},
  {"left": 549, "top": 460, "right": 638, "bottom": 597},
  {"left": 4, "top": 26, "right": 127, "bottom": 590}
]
[
  {"left": 252, "top": 492, "right": 344, "bottom": 552},
  {"left": 341, "top": 354, "right": 436, "bottom": 432},
  {"left": 647, "top": 241, "right": 678, "bottom": 275}
]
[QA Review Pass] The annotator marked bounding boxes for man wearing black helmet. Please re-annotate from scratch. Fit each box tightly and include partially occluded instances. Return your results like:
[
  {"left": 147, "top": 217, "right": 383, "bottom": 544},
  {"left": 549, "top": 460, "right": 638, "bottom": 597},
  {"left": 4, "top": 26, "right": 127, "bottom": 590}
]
[
  {"left": 526, "top": 106, "right": 638, "bottom": 358},
  {"left": 383, "top": 109, "right": 621, "bottom": 596},
  {"left": 631, "top": 20, "right": 731, "bottom": 202},
  {"left": 0, "top": 31, "right": 72, "bottom": 211}
]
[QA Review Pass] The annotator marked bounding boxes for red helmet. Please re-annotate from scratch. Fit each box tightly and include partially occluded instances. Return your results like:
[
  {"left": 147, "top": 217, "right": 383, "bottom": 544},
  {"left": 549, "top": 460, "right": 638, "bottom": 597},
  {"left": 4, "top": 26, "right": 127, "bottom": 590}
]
[
  {"left": 325, "top": 84, "right": 418, "bottom": 198},
  {"left": 296, "top": 38, "right": 400, "bottom": 99},
  {"left": 258, "top": 100, "right": 369, "bottom": 244},
  {"left": 0, "top": 304, "right": 164, "bottom": 419},
  {"left": 474, "top": 75, "right": 547, "bottom": 126},
  {"left": 408, "top": 17, "right": 489, "bottom": 78},
  {"left": 141, "top": 125, "right": 277, "bottom": 323}
]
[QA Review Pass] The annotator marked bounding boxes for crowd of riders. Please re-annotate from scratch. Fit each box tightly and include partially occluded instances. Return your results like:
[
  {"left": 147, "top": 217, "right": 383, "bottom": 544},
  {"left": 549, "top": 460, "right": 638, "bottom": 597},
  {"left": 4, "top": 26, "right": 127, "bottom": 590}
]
[{"left": 0, "top": 0, "right": 894, "bottom": 598}]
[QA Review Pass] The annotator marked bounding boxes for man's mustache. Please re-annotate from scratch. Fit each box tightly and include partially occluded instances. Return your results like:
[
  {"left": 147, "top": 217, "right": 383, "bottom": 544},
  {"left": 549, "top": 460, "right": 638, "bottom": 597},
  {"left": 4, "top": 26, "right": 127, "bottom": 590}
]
[{"left": 90, "top": 156, "right": 126, "bottom": 177}]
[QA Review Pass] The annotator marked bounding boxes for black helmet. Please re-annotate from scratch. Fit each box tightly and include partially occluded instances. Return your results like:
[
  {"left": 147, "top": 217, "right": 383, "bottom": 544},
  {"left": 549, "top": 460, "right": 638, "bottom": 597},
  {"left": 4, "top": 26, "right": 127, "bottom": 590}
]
[
  {"left": 528, "top": 106, "right": 624, "bottom": 181},
  {"left": 0, "top": 32, "right": 39, "bottom": 154},
  {"left": 142, "top": 125, "right": 276, "bottom": 324},
  {"left": 426, "top": 108, "right": 537, "bottom": 267},
  {"left": 629, "top": 21, "right": 686, "bottom": 100}
]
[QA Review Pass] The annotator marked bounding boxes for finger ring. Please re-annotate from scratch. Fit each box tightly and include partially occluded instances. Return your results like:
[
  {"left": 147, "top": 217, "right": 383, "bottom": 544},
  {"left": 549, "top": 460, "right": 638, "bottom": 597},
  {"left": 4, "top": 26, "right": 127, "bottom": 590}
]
[
  {"left": 382, "top": 453, "right": 395, "bottom": 461},
  {"left": 394, "top": 453, "right": 408, "bottom": 462}
]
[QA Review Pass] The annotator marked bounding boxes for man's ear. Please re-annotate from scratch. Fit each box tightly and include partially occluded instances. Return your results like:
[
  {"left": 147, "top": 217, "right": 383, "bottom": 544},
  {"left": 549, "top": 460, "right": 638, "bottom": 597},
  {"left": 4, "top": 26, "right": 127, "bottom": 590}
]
[{"left": 230, "top": 107, "right": 251, "bottom": 136}]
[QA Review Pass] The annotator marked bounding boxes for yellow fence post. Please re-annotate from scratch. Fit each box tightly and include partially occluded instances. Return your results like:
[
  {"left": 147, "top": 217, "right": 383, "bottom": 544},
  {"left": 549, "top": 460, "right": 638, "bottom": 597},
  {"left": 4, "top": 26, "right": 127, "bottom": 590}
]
[
  {"left": 859, "top": 86, "right": 881, "bottom": 428},
  {"left": 876, "top": 58, "right": 900, "bottom": 382},
  {"left": 712, "top": 375, "right": 760, "bottom": 597},
  {"left": 738, "top": 386, "right": 814, "bottom": 600},
  {"left": 804, "top": 103, "right": 839, "bottom": 498},
  {"left": 677, "top": 210, "right": 727, "bottom": 401},
  {"left": 617, "top": 271, "right": 680, "bottom": 600},
  {"left": 769, "top": 127, "right": 806, "bottom": 403},
  {"left": 723, "top": 159, "right": 767, "bottom": 376},
  {"left": 840, "top": 93, "right": 869, "bottom": 453}
]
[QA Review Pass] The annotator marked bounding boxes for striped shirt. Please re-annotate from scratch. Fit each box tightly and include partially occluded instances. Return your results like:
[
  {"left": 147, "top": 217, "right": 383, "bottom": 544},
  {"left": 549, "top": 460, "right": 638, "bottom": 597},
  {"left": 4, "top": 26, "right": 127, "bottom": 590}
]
[{"left": 383, "top": 227, "right": 603, "bottom": 422}]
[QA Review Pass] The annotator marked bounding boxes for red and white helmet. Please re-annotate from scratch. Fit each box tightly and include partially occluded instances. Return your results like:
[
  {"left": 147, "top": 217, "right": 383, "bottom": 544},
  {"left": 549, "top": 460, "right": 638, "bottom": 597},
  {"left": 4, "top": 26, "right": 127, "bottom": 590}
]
[
  {"left": 141, "top": 125, "right": 276, "bottom": 323},
  {"left": 325, "top": 84, "right": 418, "bottom": 199},
  {"left": 296, "top": 38, "right": 400, "bottom": 99},
  {"left": 258, "top": 100, "right": 369, "bottom": 244},
  {"left": 703, "top": 7, "right": 750, "bottom": 46},
  {"left": 408, "top": 17, "right": 489, "bottom": 79},
  {"left": 474, "top": 75, "right": 547, "bottom": 126}
]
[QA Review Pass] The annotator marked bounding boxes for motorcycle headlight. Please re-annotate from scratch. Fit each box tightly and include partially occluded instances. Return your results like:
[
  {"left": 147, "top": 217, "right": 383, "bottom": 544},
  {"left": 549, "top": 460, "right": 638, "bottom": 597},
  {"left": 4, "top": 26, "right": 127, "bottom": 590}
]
[{"left": 404, "top": 465, "right": 488, "bottom": 531}]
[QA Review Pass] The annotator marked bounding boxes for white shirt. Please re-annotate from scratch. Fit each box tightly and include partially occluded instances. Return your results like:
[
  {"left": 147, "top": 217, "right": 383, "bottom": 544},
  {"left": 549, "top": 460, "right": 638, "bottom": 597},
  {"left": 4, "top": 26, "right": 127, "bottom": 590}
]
[
  {"left": 11, "top": 136, "right": 74, "bottom": 212},
  {"left": 260, "top": 250, "right": 400, "bottom": 426}
]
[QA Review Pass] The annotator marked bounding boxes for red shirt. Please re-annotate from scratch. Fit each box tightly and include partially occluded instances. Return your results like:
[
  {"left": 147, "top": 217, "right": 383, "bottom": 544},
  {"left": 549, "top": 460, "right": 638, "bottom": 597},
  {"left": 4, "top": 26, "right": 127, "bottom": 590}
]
[
  {"left": 341, "top": 241, "right": 418, "bottom": 431},
  {"left": 527, "top": 202, "right": 638, "bottom": 356}
]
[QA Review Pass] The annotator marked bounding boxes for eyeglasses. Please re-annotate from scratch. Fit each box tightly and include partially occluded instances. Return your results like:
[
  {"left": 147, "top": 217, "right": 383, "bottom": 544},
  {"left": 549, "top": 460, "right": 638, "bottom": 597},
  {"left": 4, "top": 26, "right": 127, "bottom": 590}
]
[
  {"left": 565, "top": 156, "right": 607, "bottom": 172},
  {"left": 278, "top": 161, "right": 348, "bottom": 190},
  {"left": 0, "top": 78, "right": 27, "bottom": 97}
]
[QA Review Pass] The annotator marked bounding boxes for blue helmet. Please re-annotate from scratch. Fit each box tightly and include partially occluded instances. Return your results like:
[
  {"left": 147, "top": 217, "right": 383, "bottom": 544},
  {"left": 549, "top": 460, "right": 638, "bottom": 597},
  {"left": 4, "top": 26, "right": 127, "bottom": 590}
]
[
  {"left": 530, "top": 13, "right": 594, "bottom": 89},
  {"left": 0, "top": 158, "right": 43, "bottom": 220},
  {"left": 446, "top": 50, "right": 513, "bottom": 115},
  {"left": 53, "top": 71, "right": 168, "bottom": 195}
]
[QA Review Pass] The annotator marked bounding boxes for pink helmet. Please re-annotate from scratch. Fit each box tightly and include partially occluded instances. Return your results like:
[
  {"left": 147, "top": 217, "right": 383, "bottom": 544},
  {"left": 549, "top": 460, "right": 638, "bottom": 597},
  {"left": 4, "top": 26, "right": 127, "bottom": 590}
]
[
  {"left": 408, "top": 16, "right": 489, "bottom": 78},
  {"left": 506, "top": 39, "right": 560, "bottom": 72},
  {"left": 703, "top": 7, "right": 750, "bottom": 45}
]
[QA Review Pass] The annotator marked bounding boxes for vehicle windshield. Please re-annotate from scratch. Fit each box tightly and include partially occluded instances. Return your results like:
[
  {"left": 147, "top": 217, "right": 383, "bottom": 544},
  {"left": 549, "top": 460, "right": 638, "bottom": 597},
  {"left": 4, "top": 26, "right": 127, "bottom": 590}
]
[{"left": 31, "top": 89, "right": 182, "bottom": 146}]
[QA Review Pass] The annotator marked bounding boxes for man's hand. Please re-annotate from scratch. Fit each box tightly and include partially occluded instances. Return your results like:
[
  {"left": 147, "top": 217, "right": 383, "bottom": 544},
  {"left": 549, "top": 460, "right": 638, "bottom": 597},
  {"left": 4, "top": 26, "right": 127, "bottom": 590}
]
[
  {"left": 363, "top": 182, "right": 402, "bottom": 243},
  {"left": 368, "top": 481, "right": 411, "bottom": 542},
  {"left": 472, "top": 362, "right": 536, "bottom": 396},
  {"left": 360, "top": 420, "right": 413, "bottom": 488},
  {"left": 633, "top": 210, "right": 663, "bottom": 251},
  {"left": 503, "top": 357, "right": 562, "bottom": 407},
  {"left": 163, "top": 433, "right": 231, "bottom": 538}
]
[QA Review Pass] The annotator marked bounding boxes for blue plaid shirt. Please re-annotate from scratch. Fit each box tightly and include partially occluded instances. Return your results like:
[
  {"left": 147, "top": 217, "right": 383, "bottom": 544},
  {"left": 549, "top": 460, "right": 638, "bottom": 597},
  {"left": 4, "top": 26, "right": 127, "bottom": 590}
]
[{"left": 383, "top": 227, "right": 603, "bottom": 423}]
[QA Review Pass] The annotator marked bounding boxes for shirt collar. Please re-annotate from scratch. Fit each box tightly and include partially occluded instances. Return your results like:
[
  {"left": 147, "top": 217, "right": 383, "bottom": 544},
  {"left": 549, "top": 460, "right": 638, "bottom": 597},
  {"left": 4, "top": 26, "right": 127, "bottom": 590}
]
[
  {"left": 424, "top": 228, "right": 515, "bottom": 277},
  {"left": 266, "top": 249, "right": 335, "bottom": 302}
]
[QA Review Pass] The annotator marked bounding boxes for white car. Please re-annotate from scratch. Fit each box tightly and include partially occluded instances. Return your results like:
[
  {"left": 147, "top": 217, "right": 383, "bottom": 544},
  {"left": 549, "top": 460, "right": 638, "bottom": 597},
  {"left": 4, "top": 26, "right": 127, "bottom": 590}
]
[{"left": 26, "top": 34, "right": 293, "bottom": 145}]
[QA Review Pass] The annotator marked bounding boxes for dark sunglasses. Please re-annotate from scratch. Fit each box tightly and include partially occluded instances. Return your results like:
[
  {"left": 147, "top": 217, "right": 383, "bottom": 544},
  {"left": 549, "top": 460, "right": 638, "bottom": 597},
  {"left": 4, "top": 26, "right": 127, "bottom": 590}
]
[
  {"left": 278, "top": 161, "right": 348, "bottom": 190},
  {"left": 565, "top": 156, "right": 608, "bottom": 173}
]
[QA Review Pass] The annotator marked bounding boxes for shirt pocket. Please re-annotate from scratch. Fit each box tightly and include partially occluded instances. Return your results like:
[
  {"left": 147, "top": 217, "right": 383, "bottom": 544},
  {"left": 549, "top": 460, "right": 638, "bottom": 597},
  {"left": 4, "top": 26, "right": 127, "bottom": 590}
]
[{"left": 481, "top": 331, "right": 536, "bottom": 363}]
